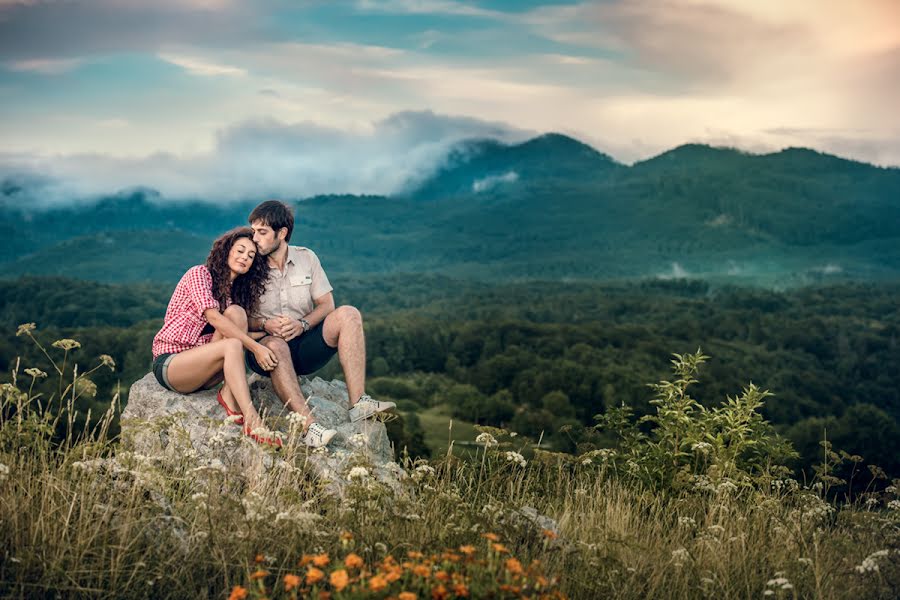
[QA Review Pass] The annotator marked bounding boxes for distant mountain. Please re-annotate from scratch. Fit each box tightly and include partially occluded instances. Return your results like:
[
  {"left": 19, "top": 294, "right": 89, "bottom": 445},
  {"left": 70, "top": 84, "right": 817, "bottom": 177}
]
[{"left": 3, "top": 134, "right": 900, "bottom": 286}]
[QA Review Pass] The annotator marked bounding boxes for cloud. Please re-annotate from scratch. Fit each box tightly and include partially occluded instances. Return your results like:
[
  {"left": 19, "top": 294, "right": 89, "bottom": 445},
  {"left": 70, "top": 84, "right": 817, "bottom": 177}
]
[
  {"left": 6, "top": 57, "right": 83, "bottom": 74},
  {"left": 157, "top": 52, "right": 246, "bottom": 77},
  {"left": 0, "top": 110, "right": 531, "bottom": 206}
]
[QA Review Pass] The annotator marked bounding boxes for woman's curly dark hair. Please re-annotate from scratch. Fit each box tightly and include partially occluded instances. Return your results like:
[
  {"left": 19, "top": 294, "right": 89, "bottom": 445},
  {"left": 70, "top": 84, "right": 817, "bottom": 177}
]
[{"left": 206, "top": 227, "right": 269, "bottom": 314}]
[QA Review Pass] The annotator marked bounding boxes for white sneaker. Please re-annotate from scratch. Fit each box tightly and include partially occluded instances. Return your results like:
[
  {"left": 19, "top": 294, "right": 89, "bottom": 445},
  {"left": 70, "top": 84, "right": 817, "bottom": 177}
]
[
  {"left": 348, "top": 394, "right": 396, "bottom": 423},
  {"left": 303, "top": 422, "right": 337, "bottom": 448}
]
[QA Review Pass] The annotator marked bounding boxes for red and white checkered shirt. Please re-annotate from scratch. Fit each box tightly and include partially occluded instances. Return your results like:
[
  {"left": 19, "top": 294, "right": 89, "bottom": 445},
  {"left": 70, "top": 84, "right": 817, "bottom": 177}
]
[{"left": 152, "top": 265, "right": 228, "bottom": 358}]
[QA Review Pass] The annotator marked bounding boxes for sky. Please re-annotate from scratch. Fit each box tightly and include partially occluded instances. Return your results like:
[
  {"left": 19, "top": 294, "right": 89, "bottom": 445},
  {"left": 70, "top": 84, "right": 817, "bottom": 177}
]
[{"left": 1, "top": 0, "right": 898, "bottom": 203}]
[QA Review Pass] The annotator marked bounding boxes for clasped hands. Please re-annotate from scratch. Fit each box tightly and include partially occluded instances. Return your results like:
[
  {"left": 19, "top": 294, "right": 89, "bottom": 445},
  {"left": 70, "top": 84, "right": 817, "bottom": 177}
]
[{"left": 264, "top": 315, "right": 306, "bottom": 341}]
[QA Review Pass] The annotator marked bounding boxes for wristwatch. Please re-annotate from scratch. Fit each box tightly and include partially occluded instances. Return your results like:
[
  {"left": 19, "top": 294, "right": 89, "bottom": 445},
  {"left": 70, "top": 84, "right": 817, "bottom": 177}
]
[{"left": 299, "top": 318, "right": 310, "bottom": 333}]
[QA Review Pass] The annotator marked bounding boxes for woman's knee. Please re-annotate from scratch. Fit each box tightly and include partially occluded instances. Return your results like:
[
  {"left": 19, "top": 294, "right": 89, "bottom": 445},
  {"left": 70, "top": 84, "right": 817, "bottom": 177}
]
[
  {"left": 223, "top": 304, "right": 248, "bottom": 326},
  {"left": 222, "top": 337, "right": 243, "bottom": 356}
]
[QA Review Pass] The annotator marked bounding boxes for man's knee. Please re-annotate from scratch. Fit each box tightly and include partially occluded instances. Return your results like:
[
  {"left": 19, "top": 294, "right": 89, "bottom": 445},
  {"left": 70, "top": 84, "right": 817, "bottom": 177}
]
[
  {"left": 334, "top": 305, "right": 362, "bottom": 326},
  {"left": 262, "top": 336, "right": 291, "bottom": 358}
]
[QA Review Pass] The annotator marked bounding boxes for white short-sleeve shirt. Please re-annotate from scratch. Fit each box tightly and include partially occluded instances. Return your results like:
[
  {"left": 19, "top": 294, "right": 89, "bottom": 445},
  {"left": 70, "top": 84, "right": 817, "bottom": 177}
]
[{"left": 255, "top": 246, "right": 333, "bottom": 321}]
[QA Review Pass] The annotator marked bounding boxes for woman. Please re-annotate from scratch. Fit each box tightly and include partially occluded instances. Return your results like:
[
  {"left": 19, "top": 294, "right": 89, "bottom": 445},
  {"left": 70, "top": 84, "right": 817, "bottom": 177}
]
[{"left": 151, "top": 227, "right": 334, "bottom": 448}]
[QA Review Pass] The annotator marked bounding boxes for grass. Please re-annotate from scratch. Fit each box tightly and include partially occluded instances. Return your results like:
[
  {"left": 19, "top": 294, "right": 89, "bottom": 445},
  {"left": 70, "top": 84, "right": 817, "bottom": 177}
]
[
  {"left": 412, "top": 405, "right": 480, "bottom": 456},
  {"left": 1, "top": 335, "right": 899, "bottom": 598}
]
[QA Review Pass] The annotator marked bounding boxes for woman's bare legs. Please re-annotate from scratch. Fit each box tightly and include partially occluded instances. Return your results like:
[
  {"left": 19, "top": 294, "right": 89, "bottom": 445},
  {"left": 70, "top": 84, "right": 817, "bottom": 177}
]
[
  {"left": 208, "top": 305, "right": 249, "bottom": 414},
  {"left": 165, "top": 322, "right": 265, "bottom": 432}
]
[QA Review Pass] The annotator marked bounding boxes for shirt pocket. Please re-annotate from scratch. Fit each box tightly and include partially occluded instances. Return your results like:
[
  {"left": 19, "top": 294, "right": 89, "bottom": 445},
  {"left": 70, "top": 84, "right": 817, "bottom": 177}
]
[{"left": 291, "top": 275, "right": 313, "bottom": 287}]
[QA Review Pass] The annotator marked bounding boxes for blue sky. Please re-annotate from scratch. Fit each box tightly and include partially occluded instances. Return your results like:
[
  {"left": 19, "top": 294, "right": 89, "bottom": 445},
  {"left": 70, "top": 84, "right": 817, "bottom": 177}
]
[{"left": 1, "top": 0, "right": 898, "bottom": 202}]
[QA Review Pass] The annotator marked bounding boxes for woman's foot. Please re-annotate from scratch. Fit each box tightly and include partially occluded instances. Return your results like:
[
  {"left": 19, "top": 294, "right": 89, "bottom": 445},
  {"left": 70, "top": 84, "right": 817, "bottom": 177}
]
[
  {"left": 216, "top": 386, "right": 244, "bottom": 425},
  {"left": 243, "top": 424, "right": 283, "bottom": 448}
]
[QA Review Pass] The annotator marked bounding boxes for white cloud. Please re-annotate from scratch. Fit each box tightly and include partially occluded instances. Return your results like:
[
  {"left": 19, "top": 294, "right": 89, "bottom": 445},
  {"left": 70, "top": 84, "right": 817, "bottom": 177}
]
[
  {"left": 6, "top": 57, "right": 83, "bottom": 74},
  {"left": 158, "top": 52, "right": 246, "bottom": 76}
]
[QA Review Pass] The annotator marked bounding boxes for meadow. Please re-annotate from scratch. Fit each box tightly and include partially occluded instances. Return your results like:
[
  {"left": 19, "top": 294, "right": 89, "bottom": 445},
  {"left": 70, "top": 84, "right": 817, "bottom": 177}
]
[{"left": 1, "top": 336, "right": 897, "bottom": 599}]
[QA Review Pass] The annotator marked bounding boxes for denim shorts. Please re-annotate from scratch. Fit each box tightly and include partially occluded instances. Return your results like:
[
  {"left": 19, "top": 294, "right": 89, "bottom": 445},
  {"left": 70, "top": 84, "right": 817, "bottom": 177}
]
[{"left": 152, "top": 352, "right": 177, "bottom": 391}]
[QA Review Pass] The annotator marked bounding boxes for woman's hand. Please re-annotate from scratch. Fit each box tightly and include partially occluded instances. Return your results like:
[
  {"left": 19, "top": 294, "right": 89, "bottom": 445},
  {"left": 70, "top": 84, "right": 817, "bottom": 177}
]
[{"left": 252, "top": 343, "right": 279, "bottom": 371}]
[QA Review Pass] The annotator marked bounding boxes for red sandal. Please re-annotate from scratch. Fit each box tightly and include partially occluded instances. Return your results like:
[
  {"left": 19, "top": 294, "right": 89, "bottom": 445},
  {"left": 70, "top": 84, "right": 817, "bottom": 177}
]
[
  {"left": 217, "top": 388, "right": 244, "bottom": 425},
  {"left": 243, "top": 425, "right": 283, "bottom": 448}
]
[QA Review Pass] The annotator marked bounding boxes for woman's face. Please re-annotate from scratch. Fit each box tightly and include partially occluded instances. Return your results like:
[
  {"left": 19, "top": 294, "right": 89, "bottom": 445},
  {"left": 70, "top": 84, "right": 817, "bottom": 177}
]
[{"left": 228, "top": 237, "right": 257, "bottom": 277}]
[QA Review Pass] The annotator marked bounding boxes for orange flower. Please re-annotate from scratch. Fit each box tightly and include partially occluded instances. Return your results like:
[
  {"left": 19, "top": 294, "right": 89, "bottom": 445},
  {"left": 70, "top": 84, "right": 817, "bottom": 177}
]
[
  {"left": 505, "top": 558, "right": 524, "bottom": 575},
  {"left": 407, "top": 551, "right": 424, "bottom": 559},
  {"left": 399, "top": 593, "right": 417, "bottom": 600},
  {"left": 536, "top": 575, "right": 549, "bottom": 589},
  {"left": 385, "top": 567, "right": 403, "bottom": 583},
  {"left": 340, "top": 530, "right": 354, "bottom": 542},
  {"left": 431, "top": 584, "right": 449, "bottom": 600},
  {"left": 491, "top": 543, "right": 508, "bottom": 554},
  {"left": 330, "top": 569, "right": 349, "bottom": 592},
  {"left": 440, "top": 552, "right": 461, "bottom": 563},
  {"left": 542, "top": 529, "right": 558, "bottom": 539},
  {"left": 312, "top": 554, "right": 330, "bottom": 567},
  {"left": 283, "top": 574, "right": 301, "bottom": 591},
  {"left": 458, "top": 545, "right": 476, "bottom": 556},
  {"left": 369, "top": 574, "right": 389, "bottom": 592},
  {"left": 452, "top": 583, "right": 470, "bottom": 597},
  {"left": 306, "top": 567, "right": 325, "bottom": 585},
  {"left": 412, "top": 565, "right": 431, "bottom": 578},
  {"left": 434, "top": 571, "right": 450, "bottom": 582},
  {"left": 318, "top": 592, "right": 331, "bottom": 600},
  {"left": 255, "top": 554, "right": 266, "bottom": 563},
  {"left": 250, "top": 569, "right": 269, "bottom": 580},
  {"left": 228, "top": 586, "right": 248, "bottom": 600},
  {"left": 344, "top": 553, "right": 365, "bottom": 569},
  {"left": 481, "top": 533, "right": 500, "bottom": 542},
  {"left": 300, "top": 554, "right": 315, "bottom": 567}
]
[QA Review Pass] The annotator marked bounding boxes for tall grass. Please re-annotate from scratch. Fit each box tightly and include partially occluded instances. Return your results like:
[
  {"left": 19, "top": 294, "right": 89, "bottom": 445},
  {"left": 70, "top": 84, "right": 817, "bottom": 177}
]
[{"left": 1, "top": 330, "right": 898, "bottom": 598}]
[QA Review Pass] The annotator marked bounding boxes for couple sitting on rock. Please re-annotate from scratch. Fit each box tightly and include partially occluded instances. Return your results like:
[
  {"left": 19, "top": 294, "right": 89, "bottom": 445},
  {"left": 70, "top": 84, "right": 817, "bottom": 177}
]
[{"left": 150, "top": 200, "right": 395, "bottom": 448}]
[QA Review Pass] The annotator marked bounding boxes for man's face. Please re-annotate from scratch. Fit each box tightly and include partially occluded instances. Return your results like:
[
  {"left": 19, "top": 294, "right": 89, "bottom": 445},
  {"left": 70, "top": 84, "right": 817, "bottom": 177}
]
[{"left": 251, "top": 220, "right": 284, "bottom": 256}]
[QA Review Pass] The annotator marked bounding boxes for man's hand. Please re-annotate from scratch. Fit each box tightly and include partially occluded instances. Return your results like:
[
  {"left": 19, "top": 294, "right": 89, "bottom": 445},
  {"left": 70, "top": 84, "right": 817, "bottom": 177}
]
[
  {"left": 263, "top": 316, "right": 289, "bottom": 338},
  {"left": 280, "top": 317, "right": 305, "bottom": 341}
]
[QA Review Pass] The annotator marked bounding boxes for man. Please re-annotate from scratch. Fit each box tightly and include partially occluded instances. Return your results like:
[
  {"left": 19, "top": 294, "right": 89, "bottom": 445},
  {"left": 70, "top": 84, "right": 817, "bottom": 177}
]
[{"left": 246, "top": 200, "right": 395, "bottom": 447}]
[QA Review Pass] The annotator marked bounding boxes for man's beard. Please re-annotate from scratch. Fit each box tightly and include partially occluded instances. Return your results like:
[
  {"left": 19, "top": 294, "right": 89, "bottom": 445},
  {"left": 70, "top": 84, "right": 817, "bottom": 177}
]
[{"left": 259, "top": 239, "right": 281, "bottom": 256}]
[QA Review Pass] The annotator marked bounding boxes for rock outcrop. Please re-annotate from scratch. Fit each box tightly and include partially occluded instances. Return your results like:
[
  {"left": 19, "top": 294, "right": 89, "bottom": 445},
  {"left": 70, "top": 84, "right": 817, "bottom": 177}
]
[{"left": 120, "top": 373, "right": 404, "bottom": 495}]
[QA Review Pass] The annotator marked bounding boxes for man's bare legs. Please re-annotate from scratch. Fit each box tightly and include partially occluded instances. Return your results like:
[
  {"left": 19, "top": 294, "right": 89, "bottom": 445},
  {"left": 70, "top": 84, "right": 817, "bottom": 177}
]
[
  {"left": 259, "top": 336, "right": 317, "bottom": 428},
  {"left": 322, "top": 305, "right": 366, "bottom": 405}
]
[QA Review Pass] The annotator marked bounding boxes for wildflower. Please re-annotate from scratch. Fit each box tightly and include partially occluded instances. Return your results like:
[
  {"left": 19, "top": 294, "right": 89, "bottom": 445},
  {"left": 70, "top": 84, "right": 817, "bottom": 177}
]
[
  {"left": 330, "top": 569, "right": 349, "bottom": 591},
  {"left": 459, "top": 545, "right": 476, "bottom": 556},
  {"left": 24, "top": 368, "right": 47, "bottom": 379},
  {"left": 52, "top": 339, "right": 81, "bottom": 351},
  {"left": 691, "top": 441, "right": 713, "bottom": 454},
  {"left": 407, "top": 551, "right": 424, "bottom": 559},
  {"left": 452, "top": 583, "right": 469, "bottom": 597},
  {"left": 312, "top": 554, "right": 330, "bottom": 567},
  {"left": 74, "top": 378, "right": 97, "bottom": 398},
  {"left": 677, "top": 516, "right": 696, "bottom": 527},
  {"left": 249, "top": 569, "right": 269, "bottom": 580},
  {"left": 855, "top": 550, "right": 890, "bottom": 574},
  {"left": 288, "top": 412, "right": 308, "bottom": 426},
  {"left": 16, "top": 322, "right": 36, "bottom": 336},
  {"left": 348, "top": 466, "right": 370, "bottom": 481},
  {"left": 349, "top": 433, "right": 366, "bottom": 446},
  {"left": 542, "top": 529, "right": 558, "bottom": 539},
  {"left": 344, "top": 553, "right": 364, "bottom": 569},
  {"left": 434, "top": 570, "right": 450, "bottom": 582},
  {"left": 228, "top": 586, "right": 248, "bottom": 600},
  {"left": 888, "top": 500, "right": 900, "bottom": 511},
  {"left": 475, "top": 432, "right": 498, "bottom": 447},
  {"left": 431, "top": 584, "right": 449, "bottom": 600},
  {"left": 306, "top": 567, "right": 325, "bottom": 585},
  {"left": 505, "top": 558, "right": 524, "bottom": 575},
  {"left": 413, "top": 565, "right": 430, "bottom": 577},
  {"left": 0, "top": 463, "right": 9, "bottom": 482},
  {"left": 885, "top": 485, "right": 897, "bottom": 494},
  {"left": 369, "top": 574, "right": 388, "bottom": 592},
  {"left": 284, "top": 574, "right": 301, "bottom": 591},
  {"left": 504, "top": 451, "right": 527, "bottom": 468},
  {"left": 99, "top": 354, "right": 116, "bottom": 370},
  {"left": 399, "top": 593, "right": 417, "bottom": 600},
  {"left": 671, "top": 547, "right": 690, "bottom": 567},
  {"left": 491, "top": 543, "right": 508, "bottom": 554},
  {"left": 481, "top": 532, "right": 500, "bottom": 542},
  {"left": 798, "top": 558, "right": 813, "bottom": 566}
]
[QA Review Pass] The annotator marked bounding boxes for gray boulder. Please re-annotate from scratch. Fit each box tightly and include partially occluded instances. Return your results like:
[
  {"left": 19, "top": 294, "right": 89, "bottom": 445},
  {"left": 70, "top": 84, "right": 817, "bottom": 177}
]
[{"left": 120, "top": 373, "right": 403, "bottom": 495}]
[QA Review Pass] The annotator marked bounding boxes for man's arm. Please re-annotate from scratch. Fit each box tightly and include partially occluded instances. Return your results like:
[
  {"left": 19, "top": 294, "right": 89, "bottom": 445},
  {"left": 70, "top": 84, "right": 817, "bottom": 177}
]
[{"left": 279, "top": 292, "right": 335, "bottom": 341}]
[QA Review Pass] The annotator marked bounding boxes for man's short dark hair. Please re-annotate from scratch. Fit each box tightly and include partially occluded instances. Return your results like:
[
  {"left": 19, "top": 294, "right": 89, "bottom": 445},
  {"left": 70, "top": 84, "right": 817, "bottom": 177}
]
[{"left": 249, "top": 200, "right": 294, "bottom": 242}]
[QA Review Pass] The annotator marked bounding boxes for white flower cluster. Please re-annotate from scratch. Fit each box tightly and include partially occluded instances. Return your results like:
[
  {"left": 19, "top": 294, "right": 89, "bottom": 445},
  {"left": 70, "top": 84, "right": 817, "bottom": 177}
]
[
  {"left": 242, "top": 491, "right": 278, "bottom": 522},
  {"left": 764, "top": 573, "right": 793, "bottom": 595},
  {"left": 671, "top": 547, "right": 690, "bottom": 567},
  {"left": 348, "top": 433, "right": 366, "bottom": 447},
  {"left": 771, "top": 479, "right": 799, "bottom": 492},
  {"left": 287, "top": 412, "right": 308, "bottom": 426},
  {"left": 0, "top": 463, "right": 9, "bottom": 482},
  {"left": 854, "top": 550, "right": 889, "bottom": 574},
  {"left": 475, "top": 432, "right": 498, "bottom": 448},
  {"left": 677, "top": 516, "right": 696, "bottom": 528},
  {"left": 348, "top": 466, "right": 370, "bottom": 481},
  {"left": 715, "top": 480, "right": 739, "bottom": 495},
  {"left": 885, "top": 485, "right": 897, "bottom": 494},
  {"left": 691, "top": 441, "right": 713, "bottom": 454},
  {"left": 190, "top": 459, "right": 226, "bottom": 474},
  {"left": 412, "top": 464, "right": 436, "bottom": 481},
  {"left": 504, "top": 451, "right": 527, "bottom": 468},
  {"left": 887, "top": 499, "right": 900, "bottom": 511}
]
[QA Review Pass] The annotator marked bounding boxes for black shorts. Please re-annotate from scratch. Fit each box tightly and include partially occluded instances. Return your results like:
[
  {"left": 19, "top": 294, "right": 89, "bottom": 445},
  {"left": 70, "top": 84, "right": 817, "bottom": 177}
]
[{"left": 246, "top": 322, "right": 337, "bottom": 377}]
